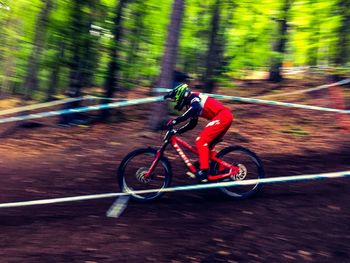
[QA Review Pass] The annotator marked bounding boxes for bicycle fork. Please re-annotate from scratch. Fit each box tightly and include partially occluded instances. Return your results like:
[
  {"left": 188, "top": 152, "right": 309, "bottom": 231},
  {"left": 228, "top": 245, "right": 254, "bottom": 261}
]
[{"left": 145, "top": 150, "right": 162, "bottom": 178}]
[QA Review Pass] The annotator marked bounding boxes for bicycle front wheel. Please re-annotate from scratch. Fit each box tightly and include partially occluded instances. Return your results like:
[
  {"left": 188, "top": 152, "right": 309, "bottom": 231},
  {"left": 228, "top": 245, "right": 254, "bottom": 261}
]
[
  {"left": 118, "top": 148, "right": 172, "bottom": 202},
  {"left": 212, "top": 146, "right": 265, "bottom": 199}
]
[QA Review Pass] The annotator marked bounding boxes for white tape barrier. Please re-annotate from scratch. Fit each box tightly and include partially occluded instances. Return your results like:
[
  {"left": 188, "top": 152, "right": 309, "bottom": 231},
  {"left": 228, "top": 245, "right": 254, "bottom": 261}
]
[
  {"left": 0, "top": 96, "right": 163, "bottom": 124},
  {"left": 255, "top": 78, "right": 350, "bottom": 99},
  {"left": 0, "top": 96, "right": 128, "bottom": 117},
  {"left": 0, "top": 170, "right": 349, "bottom": 209},
  {"left": 0, "top": 96, "right": 94, "bottom": 116},
  {"left": 146, "top": 89, "right": 350, "bottom": 114},
  {"left": 154, "top": 78, "right": 350, "bottom": 101},
  {"left": 0, "top": 79, "right": 349, "bottom": 125},
  {"left": 283, "top": 67, "right": 308, "bottom": 75},
  {"left": 208, "top": 93, "right": 350, "bottom": 114}
]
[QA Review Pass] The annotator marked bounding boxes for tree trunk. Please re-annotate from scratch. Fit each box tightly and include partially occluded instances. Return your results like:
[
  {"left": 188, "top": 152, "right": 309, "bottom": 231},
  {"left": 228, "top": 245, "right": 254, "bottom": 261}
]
[
  {"left": 1, "top": 55, "right": 15, "bottom": 94},
  {"left": 333, "top": 0, "right": 350, "bottom": 65},
  {"left": 47, "top": 41, "right": 65, "bottom": 101},
  {"left": 1, "top": 16, "right": 21, "bottom": 95},
  {"left": 268, "top": 0, "right": 292, "bottom": 82},
  {"left": 307, "top": 0, "right": 320, "bottom": 66},
  {"left": 60, "top": 1, "right": 88, "bottom": 125},
  {"left": 0, "top": 12, "right": 12, "bottom": 89},
  {"left": 67, "top": 1, "right": 84, "bottom": 99},
  {"left": 203, "top": 0, "right": 221, "bottom": 93},
  {"left": 23, "top": 0, "right": 53, "bottom": 99},
  {"left": 125, "top": 0, "right": 146, "bottom": 82},
  {"left": 149, "top": 0, "right": 185, "bottom": 130},
  {"left": 101, "top": 0, "right": 128, "bottom": 121},
  {"left": 307, "top": 23, "right": 320, "bottom": 66},
  {"left": 67, "top": 0, "right": 98, "bottom": 95},
  {"left": 81, "top": 0, "right": 101, "bottom": 89}
]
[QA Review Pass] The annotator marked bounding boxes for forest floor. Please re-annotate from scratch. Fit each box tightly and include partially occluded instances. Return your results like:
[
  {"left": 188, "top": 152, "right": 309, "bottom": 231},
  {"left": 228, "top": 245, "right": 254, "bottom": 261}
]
[{"left": 0, "top": 76, "right": 349, "bottom": 262}]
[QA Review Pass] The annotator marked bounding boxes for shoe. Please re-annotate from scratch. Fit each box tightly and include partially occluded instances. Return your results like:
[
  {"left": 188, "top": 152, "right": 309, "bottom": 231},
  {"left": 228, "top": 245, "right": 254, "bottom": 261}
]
[
  {"left": 195, "top": 169, "right": 209, "bottom": 183},
  {"left": 193, "top": 161, "right": 200, "bottom": 170}
]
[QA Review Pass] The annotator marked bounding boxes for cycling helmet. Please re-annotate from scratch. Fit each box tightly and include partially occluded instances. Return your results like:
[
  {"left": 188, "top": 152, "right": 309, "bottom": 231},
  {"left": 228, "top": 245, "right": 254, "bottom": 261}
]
[{"left": 164, "top": 83, "right": 190, "bottom": 111}]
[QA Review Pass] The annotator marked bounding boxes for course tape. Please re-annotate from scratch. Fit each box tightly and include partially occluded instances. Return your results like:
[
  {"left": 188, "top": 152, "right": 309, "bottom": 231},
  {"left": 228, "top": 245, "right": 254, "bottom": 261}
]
[
  {"left": 0, "top": 96, "right": 94, "bottom": 116},
  {"left": 208, "top": 93, "right": 350, "bottom": 114},
  {"left": 98, "top": 97, "right": 128, "bottom": 101},
  {"left": 153, "top": 88, "right": 172, "bottom": 93},
  {"left": 0, "top": 96, "right": 163, "bottom": 124},
  {"left": 154, "top": 78, "right": 350, "bottom": 101},
  {"left": 1, "top": 81, "right": 349, "bottom": 125},
  {"left": 127, "top": 89, "right": 350, "bottom": 114},
  {"left": 0, "top": 96, "right": 128, "bottom": 117},
  {"left": 0, "top": 170, "right": 349, "bottom": 208},
  {"left": 255, "top": 78, "right": 350, "bottom": 99}
]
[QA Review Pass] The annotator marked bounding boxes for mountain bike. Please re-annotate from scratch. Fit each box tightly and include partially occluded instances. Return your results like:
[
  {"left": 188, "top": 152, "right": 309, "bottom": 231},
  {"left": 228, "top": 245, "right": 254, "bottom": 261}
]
[{"left": 118, "top": 127, "right": 265, "bottom": 202}]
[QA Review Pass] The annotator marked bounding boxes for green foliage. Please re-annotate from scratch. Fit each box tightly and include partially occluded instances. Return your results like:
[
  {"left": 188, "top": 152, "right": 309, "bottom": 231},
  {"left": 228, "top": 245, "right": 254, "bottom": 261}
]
[
  {"left": 0, "top": 0, "right": 42, "bottom": 92},
  {"left": 0, "top": 0, "right": 349, "bottom": 99}
]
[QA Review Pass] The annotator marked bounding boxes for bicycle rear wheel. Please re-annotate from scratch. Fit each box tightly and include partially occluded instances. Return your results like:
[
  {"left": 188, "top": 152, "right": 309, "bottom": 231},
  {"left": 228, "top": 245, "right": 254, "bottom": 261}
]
[
  {"left": 212, "top": 146, "right": 264, "bottom": 199},
  {"left": 118, "top": 148, "right": 172, "bottom": 202}
]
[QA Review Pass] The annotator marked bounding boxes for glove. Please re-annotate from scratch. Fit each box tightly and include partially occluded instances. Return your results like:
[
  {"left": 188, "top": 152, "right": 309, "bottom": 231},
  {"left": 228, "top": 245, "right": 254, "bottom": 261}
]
[
  {"left": 166, "top": 119, "right": 177, "bottom": 127},
  {"left": 163, "top": 94, "right": 172, "bottom": 100}
]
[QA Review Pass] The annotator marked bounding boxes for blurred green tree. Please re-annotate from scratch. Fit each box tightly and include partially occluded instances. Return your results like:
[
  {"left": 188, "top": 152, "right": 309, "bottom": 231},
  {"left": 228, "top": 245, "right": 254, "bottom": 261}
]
[
  {"left": 333, "top": 0, "right": 350, "bottom": 65},
  {"left": 101, "top": 0, "right": 129, "bottom": 120},
  {"left": 203, "top": 0, "right": 223, "bottom": 92},
  {"left": 0, "top": 0, "right": 348, "bottom": 102},
  {"left": 149, "top": 0, "right": 185, "bottom": 130},
  {"left": 268, "top": 0, "right": 293, "bottom": 82},
  {"left": 23, "top": 0, "right": 53, "bottom": 100},
  {"left": 307, "top": 0, "right": 321, "bottom": 66}
]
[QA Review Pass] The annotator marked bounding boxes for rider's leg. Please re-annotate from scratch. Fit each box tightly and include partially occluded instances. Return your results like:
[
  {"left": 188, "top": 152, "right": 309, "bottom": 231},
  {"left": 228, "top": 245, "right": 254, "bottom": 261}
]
[{"left": 195, "top": 109, "right": 233, "bottom": 174}]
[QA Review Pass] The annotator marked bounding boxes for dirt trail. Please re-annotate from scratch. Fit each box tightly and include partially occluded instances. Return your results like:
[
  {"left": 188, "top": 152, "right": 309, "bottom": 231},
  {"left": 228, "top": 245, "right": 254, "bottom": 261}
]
[{"left": 0, "top": 80, "right": 349, "bottom": 262}]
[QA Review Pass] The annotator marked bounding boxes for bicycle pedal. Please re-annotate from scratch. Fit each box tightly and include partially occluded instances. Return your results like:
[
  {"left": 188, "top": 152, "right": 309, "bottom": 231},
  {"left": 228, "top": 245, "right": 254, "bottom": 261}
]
[{"left": 186, "top": 172, "right": 196, "bottom": 178}]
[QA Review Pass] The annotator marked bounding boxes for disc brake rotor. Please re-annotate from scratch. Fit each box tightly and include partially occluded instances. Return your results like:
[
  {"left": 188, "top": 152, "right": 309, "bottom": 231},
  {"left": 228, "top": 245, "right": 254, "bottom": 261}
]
[
  {"left": 136, "top": 167, "right": 152, "bottom": 183},
  {"left": 232, "top": 164, "right": 247, "bottom": 181}
]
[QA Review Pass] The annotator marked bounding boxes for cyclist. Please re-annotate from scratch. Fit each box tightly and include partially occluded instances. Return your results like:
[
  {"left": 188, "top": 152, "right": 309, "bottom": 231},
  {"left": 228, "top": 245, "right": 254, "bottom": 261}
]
[{"left": 164, "top": 83, "right": 233, "bottom": 182}]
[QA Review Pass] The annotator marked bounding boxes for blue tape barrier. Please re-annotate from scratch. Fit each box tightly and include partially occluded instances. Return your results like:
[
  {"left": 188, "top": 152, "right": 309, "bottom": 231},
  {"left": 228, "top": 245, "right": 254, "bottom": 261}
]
[
  {"left": 0, "top": 170, "right": 349, "bottom": 208},
  {"left": 153, "top": 88, "right": 172, "bottom": 93},
  {"left": 0, "top": 96, "right": 93, "bottom": 116},
  {"left": 0, "top": 96, "right": 163, "bottom": 124},
  {"left": 0, "top": 96, "right": 129, "bottom": 117},
  {"left": 0, "top": 79, "right": 349, "bottom": 125}
]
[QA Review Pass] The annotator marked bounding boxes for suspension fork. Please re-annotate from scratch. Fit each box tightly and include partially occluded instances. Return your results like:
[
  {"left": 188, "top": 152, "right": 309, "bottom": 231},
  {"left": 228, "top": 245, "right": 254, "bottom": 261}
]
[
  {"left": 144, "top": 140, "right": 169, "bottom": 178},
  {"left": 145, "top": 150, "right": 162, "bottom": 178}
]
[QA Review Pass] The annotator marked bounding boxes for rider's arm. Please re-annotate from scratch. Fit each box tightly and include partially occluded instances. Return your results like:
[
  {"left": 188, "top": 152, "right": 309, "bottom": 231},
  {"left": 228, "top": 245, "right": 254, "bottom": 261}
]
[
  {"left": 177, "top": 117, "right": 198, "bottom": 134},
  {"left": 173, "top": 95, "right": 202, "bottom": 124}
]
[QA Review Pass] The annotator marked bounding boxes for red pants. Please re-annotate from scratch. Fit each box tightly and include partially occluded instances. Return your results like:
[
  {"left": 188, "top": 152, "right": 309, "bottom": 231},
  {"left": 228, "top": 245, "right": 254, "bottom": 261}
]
[{"left": 195, "top": 109, "right": 233, "bottom": 169}]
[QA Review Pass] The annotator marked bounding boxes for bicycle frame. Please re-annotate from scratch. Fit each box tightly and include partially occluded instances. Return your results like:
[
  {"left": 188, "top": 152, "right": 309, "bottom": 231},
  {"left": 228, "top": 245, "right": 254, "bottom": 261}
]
[{"left": 145, "top": 131, "right": 240, "bottom": 182}]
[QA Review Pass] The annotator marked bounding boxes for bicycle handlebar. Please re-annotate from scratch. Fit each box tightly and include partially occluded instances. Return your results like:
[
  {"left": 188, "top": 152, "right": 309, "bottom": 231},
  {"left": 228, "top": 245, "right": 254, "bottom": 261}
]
[{"left": 163, "top": 127, "right": 177, "bottom": 142}]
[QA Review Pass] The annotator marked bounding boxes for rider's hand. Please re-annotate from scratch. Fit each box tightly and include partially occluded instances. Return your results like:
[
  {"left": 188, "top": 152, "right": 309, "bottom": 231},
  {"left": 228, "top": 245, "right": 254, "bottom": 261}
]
[{"left": 166, "top": 119, "right": 177, "bottom": 128}]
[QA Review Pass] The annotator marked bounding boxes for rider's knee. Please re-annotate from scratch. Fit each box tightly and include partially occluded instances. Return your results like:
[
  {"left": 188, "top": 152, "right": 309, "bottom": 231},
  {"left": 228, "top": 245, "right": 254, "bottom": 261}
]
[{"left": 196, "top": 136, "right": 208, "bottom": 149}]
